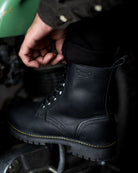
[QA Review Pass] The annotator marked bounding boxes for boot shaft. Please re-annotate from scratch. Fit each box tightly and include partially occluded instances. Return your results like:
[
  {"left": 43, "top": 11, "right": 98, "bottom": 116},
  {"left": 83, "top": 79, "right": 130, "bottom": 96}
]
[
  {"left": 49, "top": 61, "right": 123, "bottom": 119},
  {"left": 64, "top": 63, "right": 116, "bottom": 115}
]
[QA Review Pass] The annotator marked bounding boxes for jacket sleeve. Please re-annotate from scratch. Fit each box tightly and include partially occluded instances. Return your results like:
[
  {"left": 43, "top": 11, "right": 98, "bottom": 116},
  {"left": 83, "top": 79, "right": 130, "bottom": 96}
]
[{"left": 37, "top": 0, "right": 126, "bottom": 30}]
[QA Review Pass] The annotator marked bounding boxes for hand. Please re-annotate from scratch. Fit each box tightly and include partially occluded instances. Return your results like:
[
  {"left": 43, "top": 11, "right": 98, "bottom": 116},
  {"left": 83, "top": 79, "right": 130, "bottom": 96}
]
[{"left": 19, "top": 14, "right": 66, "bottom": 68}]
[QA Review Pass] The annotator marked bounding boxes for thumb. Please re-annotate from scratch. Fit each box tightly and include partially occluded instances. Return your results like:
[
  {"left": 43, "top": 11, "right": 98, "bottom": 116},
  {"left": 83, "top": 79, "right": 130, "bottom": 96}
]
[{"left": 55, "top": 38, "right": 65, "bottom": 55}]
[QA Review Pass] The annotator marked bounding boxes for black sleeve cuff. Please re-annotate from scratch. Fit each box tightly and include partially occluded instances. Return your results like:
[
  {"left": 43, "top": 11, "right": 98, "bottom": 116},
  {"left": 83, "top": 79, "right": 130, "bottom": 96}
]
[
  {"left": 37, "top": 0, "right": 78, "bottom": 30},
  {"left": 37, "top": 0, "right": 127, "bottom": 30}
]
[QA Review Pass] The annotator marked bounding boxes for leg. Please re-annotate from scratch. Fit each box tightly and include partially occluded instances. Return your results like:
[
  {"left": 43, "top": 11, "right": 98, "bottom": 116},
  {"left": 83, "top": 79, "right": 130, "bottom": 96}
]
[{"left": 8, "top": 5, "right": 128, "bottom": 161}]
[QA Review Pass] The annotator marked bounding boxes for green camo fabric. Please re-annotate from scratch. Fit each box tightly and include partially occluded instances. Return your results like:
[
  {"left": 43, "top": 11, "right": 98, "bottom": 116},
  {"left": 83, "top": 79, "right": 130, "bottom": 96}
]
[{"left": 0, "top": 0, "right": 40, "bottom": 38}]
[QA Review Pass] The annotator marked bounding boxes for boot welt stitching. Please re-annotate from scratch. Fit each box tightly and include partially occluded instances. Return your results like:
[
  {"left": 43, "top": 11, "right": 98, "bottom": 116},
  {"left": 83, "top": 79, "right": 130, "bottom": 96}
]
[{"left": 8, "top": 122, "right": 116, "bottom": 149}]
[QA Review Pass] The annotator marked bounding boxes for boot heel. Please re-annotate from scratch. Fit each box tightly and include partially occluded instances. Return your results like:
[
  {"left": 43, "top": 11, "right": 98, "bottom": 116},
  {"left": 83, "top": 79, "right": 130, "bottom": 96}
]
[{"left": 67, "top": 142, "right": 116, "bottom": 161}]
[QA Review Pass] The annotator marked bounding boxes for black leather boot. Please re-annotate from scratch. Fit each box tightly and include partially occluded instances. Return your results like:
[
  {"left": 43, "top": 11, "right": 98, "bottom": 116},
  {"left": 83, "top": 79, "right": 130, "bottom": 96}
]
[{"left": 8, "top": 59, "right": 124, "bottom": 161}]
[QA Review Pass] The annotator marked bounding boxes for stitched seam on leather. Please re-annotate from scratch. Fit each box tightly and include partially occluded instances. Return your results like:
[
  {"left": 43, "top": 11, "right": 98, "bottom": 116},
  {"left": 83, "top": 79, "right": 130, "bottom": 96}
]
[
  {"left": 46, "top": 118, "right": 65, "bottom": 136},
  {"left": 35, "top": 105, "right": 46, "bottom": 120},
  {"left": 48, "top": 116, "right": 66, "bottom": 130},
  {"left": 76, "top": 116, "right": 111, "bottom": 137},
  {"left": 9, "top": 122, "right": 116, "bottom": 149},
  {"left": 105, "top": 68, "right": 114, "bottom": 115}
]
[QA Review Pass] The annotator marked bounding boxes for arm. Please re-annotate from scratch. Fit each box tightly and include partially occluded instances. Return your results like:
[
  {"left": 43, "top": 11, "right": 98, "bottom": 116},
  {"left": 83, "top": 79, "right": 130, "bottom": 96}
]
[{"left": 19, "top": 0, "right": 127, "bottom": 68}]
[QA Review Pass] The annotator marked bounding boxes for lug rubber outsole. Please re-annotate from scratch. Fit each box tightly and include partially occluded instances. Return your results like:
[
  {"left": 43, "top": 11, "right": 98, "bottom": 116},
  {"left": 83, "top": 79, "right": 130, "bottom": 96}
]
[{"left": 9, "top": 122, "right": 117, "bottom": 161}]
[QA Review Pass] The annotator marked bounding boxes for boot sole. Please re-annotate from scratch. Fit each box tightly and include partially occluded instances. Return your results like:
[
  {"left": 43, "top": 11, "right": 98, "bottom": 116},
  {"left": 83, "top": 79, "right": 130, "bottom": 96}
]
[{"left": 9, "top": 122, "right": 117, "bottom": 161}]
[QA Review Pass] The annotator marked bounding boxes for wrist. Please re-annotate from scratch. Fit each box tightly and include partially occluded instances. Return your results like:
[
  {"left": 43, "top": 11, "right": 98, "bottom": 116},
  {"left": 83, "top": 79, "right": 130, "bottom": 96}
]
[
  {"left": 26, "top": 13, "right": 54, "bottom": 40},
  {"left": 36, "top": 13, "right": 53, "bottom": 33}
]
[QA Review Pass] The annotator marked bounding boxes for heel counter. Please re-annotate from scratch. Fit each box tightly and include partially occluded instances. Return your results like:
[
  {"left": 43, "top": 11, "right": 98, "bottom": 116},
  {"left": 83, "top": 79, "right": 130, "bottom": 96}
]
[{"left": 76, "top": 116, "right": 117, "bottom": 147}]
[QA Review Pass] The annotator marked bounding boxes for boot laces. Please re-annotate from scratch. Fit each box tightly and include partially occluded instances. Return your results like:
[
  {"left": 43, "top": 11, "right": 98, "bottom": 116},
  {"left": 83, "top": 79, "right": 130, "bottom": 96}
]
[
  {"left": 42, "top": 82, "right": 65, "bottom": 108},
  {"left": 42, "top": 64, "right": 67, "bottom": 108}
]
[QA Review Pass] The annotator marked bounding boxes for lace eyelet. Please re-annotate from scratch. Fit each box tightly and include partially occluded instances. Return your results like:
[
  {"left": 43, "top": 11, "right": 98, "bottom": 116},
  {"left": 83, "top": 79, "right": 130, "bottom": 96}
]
[
  {"left": 59, "top": 91, "right": 62, "bottom": 95},
  {"left": 42, "top": 105, "right": 46, "bottom": 109},
  {"left": 54, "top": 97, "right": 57, "bottom": 101}
]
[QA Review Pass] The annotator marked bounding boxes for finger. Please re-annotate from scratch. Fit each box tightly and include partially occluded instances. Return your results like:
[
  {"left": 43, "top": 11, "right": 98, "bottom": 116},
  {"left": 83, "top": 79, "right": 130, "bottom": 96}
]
[
  {"left": 31, "top": 50, "right": 40, "bottom": 58},
  {"left": 19, "top": 46, "right": 39, "bottom": 67},
  {"left": 50, "top": 54, "right": 64, "bottom": 65},
  {"left": 36, "top": 52, "right": 56, "bottom": 65},
  {"left": 26, "top": 60, "right": 40, "bottom": 68},
  {"left": 40, "top": 48, "right": 49, "bottom": 57},
  {"left": 19, "top": 53, "right": 40, "bottom": 68},
  {"left": 55, "top": 38, "right": 64, "bottom": 55}
]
